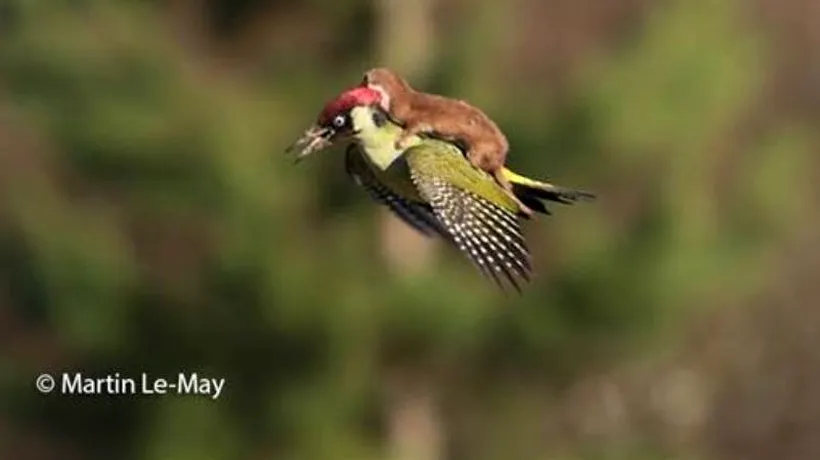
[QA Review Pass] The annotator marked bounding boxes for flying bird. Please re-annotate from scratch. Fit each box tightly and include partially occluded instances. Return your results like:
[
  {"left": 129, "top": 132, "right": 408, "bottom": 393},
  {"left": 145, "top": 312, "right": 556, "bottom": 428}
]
[{"left": 288, "top": 87, "right": 594, "bottom": 291}]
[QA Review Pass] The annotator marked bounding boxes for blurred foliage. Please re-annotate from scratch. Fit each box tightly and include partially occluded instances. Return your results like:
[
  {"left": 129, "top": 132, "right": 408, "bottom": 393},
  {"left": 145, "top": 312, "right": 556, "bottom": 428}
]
[{"left": 0, "top": 0, "right": 816, "bottom": 459}]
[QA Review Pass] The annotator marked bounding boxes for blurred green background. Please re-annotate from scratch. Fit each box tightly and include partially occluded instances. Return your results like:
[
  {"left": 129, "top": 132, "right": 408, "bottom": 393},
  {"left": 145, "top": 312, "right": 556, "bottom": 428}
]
[{"left": 1, "top": 0, "right": 819, "bottom": 459}]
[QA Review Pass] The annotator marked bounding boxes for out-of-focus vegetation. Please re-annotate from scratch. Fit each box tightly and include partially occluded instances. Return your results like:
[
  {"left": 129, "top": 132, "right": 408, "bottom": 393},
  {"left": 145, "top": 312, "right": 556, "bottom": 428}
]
[{"left": 1, "top": 1, "right": 819, "bottom": 459}]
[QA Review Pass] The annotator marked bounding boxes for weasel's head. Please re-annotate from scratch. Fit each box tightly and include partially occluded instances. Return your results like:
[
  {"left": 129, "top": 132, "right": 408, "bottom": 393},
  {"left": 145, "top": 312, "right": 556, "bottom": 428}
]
[
  {"left": 360, "top": 67, "right": 411, "bottom": 111},
  {"left": 286, "top": 86, "right": 383, "bottom": 161}
]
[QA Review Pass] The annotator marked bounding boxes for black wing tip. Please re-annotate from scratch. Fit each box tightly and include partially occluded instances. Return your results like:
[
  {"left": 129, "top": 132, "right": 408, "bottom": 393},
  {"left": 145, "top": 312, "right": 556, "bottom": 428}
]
[
  {"left": 449, "top": 224, "right": 534, "bottom": 293},
  {"left": 467, "top": 198, "right": 534, "bottom": 293},
  {"left": 472, "top": 262, "right": 531, "bottom": 294}
]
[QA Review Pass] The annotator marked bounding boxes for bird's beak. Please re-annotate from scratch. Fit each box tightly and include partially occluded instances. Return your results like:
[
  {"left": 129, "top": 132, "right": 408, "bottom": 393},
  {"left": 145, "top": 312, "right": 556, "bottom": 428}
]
[{"left": 285, "top": 124, "right": 335, "bottom": 162}]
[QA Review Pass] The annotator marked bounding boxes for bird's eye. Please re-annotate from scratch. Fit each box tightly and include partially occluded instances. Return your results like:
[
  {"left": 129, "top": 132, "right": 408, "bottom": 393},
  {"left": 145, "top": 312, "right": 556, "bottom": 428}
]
[
  {"left": 371, "top": 110, "right": 387, "bottom": 127},
  {"left": 332, "top": 114, "right": 347, "bottom": 128}
]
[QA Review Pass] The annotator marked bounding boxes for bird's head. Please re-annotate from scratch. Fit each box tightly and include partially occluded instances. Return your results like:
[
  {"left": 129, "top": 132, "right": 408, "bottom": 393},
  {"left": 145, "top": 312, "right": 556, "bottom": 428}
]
[{"left": 286, "top": 86, "right": 382, "bottom": 161}]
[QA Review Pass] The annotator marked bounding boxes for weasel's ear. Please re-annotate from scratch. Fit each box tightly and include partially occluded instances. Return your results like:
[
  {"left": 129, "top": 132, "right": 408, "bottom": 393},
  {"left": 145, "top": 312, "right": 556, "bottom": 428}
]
[{"left": 360, "top": 71, "right": 371, "bottom": 86}]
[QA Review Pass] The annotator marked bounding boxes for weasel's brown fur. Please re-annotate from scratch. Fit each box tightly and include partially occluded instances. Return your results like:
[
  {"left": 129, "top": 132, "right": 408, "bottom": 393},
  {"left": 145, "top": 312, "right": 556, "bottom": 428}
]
[{"left": 362, "top": 67, "right": 531, "bottom": 215}]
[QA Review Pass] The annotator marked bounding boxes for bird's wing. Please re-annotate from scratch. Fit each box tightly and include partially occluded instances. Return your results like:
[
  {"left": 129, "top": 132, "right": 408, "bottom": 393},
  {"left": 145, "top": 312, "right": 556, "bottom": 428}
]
[
  {"left": 404, "top": 142, "right": 533, "bottom": 291},
  {"left": 344, "top": 144, "right": 450, "bottom": 239}
]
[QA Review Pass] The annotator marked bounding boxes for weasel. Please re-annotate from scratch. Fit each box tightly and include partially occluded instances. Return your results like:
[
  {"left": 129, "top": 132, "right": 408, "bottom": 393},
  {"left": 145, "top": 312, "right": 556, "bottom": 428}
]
[{"left": 361, "top": 67, "right": 532, "bottom": 215}]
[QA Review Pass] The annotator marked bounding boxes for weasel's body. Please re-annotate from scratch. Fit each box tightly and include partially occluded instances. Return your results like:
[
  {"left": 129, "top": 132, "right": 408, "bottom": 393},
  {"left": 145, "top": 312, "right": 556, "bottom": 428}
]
[{"left": 362, "top": 67, "right": 531, "bottom": 214}]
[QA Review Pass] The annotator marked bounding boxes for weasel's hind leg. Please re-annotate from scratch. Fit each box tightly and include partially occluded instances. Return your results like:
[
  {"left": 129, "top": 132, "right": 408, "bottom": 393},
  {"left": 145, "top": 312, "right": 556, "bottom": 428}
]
[
  {"left": 492, "top": 168, "right": 534, "bottom": 217},
  {"left": 467, "top": 139, "right": 507, "bottom": 174},
  {"left": 469, "top": 142, "right": 533, "bottom": 217}
]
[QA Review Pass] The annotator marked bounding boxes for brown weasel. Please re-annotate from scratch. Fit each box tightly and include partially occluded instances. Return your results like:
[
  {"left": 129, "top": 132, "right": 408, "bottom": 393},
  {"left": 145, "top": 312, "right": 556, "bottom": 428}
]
[{"left": 361, "top": 67, "right": 533, "bottom": 215}]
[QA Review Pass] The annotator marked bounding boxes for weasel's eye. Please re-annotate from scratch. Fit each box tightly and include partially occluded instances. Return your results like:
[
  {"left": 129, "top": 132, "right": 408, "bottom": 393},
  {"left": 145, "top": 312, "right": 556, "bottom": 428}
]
[
  {"left": 332, "top": 114, "right": 347, "bottom": 128},
  {"left": 371, "top": 110, "right": 387, "bottom": 127}
]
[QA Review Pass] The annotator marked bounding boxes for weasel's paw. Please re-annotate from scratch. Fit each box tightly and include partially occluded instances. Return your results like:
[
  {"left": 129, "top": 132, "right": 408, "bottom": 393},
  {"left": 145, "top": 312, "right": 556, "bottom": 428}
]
[{"left": 395, "top": 136, "right": 414, "bottom": 150}]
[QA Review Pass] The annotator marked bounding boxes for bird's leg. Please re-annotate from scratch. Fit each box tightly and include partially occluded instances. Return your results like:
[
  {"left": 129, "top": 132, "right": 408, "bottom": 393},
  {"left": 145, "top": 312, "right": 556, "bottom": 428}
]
[
  {"left": 395, "top": 122, "right": 432, "bottom": 150},
  {"left": 493, "top": 169, "right": 533, "bottom": 217}
]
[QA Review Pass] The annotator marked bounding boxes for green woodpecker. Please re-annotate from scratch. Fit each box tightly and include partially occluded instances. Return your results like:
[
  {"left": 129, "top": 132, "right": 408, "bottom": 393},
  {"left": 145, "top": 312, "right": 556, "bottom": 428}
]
[{"left": 288, "top": 87, "right": 594, "bottom": 290}]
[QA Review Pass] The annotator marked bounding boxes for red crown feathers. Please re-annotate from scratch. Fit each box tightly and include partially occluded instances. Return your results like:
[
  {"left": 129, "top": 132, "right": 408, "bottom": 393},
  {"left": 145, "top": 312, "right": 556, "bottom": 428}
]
[{"left": 317, "top": 86, "right": 381, "bottom": 126}]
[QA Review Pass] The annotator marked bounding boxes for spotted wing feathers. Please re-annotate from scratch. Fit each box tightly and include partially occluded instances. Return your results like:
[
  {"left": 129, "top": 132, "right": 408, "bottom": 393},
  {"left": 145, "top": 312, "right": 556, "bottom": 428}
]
[{"left": 411, "top": 174, "right": 533, "bottom": 291}]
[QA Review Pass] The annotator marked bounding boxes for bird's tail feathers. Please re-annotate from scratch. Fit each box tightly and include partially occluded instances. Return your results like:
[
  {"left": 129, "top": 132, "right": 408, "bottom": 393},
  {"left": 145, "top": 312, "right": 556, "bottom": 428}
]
[{"left": 502, "top": 168, "right": 595, "bottom": 215}]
